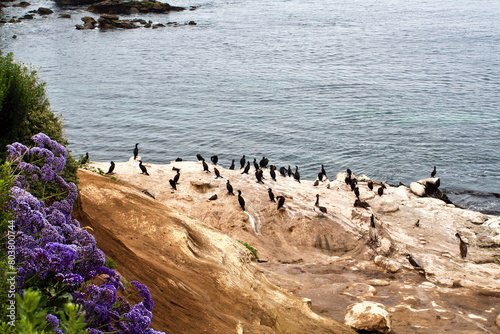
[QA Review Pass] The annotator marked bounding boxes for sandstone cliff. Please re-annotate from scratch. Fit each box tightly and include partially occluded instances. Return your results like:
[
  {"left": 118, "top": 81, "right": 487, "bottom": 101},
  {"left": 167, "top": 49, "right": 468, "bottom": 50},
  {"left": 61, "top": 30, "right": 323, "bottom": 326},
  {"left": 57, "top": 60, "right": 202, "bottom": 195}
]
[{"left": 76, "top": 159, "right": 500, "bottom": 333}]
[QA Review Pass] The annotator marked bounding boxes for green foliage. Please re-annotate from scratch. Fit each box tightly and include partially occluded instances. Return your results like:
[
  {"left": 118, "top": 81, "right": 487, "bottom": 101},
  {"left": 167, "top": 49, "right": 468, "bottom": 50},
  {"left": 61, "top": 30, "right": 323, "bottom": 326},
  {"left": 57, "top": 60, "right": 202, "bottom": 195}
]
[
  {"left": 0, "top": 51, "right": 78, "bottom": 199},
  {"left": 15, "top": 289, "right": 48, "bottom": 334},
  {"left": 0, "top": 161, "right": 15, "bottom": 323},
  {"left": 237, "top": 240, "right": 259, "bottom": 260},
  {"left": 104, "top": 256, "right": 118, "bottom": 270},
  {"left": 58, "top": 303, "right": 88, "bottom": 334},
  {"left": 7, "top": 289, "right": 88, "bottom": 334}
]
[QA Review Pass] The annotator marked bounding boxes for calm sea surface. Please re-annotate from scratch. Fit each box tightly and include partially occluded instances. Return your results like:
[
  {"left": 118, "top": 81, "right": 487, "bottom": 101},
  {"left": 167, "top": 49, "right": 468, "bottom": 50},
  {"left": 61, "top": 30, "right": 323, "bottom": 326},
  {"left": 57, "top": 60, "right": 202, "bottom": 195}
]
[{"left": 1, "top": 0, "right": 499, "bottom": 214}]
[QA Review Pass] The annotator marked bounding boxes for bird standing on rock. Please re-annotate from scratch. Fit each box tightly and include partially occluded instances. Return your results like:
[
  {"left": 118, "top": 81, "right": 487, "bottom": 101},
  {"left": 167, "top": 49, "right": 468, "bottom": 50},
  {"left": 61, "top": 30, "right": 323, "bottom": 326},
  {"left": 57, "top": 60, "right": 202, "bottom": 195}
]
[
  {"left": 211, "top": 155, "right": 218, "bottom": 165},
  {"left": 354, "top": 187, "right": 360, "bottom": 200},
  {"left": 106, "top": 161, "right": 115, "bottom": 175},
  {"left": 173, "top": 170, "right": 180, "bottom": 184},
  {"left": 81, "top": 152, "right": 89, "bottom": 165},
  {"left": 169, "top": 179, "right": 177, "bottom": 190},
  {"left": 214, "top": 167, "right": 222, "bottom": 179},
  {"left": 139, "top": 160, "right": 149, "bottom": 175},
  {"left": 237, "top": 190, "right": 245, "bottom": 211},
  {"left": 367, "top": 180, "right": 373, "bottom": 191},
  {"left": 253, "top": 159, "right": 259, "bottom": 171},
  {"left": 229, "top": 159, "right": 235, "bottom": 170},
  {"left": 455, "top": 233, "right": 468, "bottom": 259},
  {"left": 260, "top": 157, "right": 269, "bottom": 168},
  {"left": 279, "top": 167, "right": 287, "bottom": 177},
  {"left": 378, "top": 184, "right": 386, "bottom": 196},
  {"left": 276, "top": 196, "right": 285, "bottom": 210},
  {"left": 294, "top": 166, "right": 300, "bottom": 183},
  {"left": 321, "top": 165, "right": 327, "bottom": 180},
  {"left": 255, "top": 169, "right": 264, "bottom": 184},
  {"left": 133, "top": 144, "right": 139, "bottom": 160},
  {"left": 287, "top": 165, "right": 292, "bottom": 177},
  {"left": 202, "top": 159, "right": 210, "bottom": 172},
  {"left": 369, "top": 214, "right": 378, "bottom": 243},
  {"left": 431, "top": 166, "right": 437, "bottom": 178},
  {"left": 240, "top": 155, "right": 246, "bottom": 169},
  {"left": 268, "top": 188, "right": 275, "bottom": 202},
  {"left": 241, "top": 162, "right": 250, "bottom": 174},
  {"left": 314, "top": 194, "right": 327, "bottom": 214},
  {"left": 270, "top": 165, "right": 276, "bottom": 182},
  {"left": 196, "top": 154, "right": 204, "bottom": 161},
  {"left": 406, "top": 254, "right": 424, "bottom": 273},
  {"left": 226, "top": 180, "right": 234, "bottom": 195}
]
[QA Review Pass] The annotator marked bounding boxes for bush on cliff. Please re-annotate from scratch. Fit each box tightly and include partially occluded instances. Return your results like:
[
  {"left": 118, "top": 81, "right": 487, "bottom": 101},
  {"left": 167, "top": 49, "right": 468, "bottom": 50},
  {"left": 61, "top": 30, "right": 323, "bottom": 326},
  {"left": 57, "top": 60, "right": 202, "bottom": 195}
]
[
  {"left": 0, "top": 51, "right": 78, "bottom": 197},
  {"left": 0, "top": 134, "right": 165, "bottom": 333}
]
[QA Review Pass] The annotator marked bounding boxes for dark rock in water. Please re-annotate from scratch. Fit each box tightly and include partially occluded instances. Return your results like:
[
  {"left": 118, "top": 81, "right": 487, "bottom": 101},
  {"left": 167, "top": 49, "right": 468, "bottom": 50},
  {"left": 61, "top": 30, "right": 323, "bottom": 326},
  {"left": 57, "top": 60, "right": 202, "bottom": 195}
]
[
  {"left": 76, "top": 16, "right": 97, "bottom": 29},
  {"left": 37, "top": 7, "right": 54, "bottom": 14},
  {"left": 59, "top": 13, "right": 72, "bottom": 18},
  {"left": 88, "top": 0, "right": 185, "bottom": 15},
  {"left": 21, "top": 14, "right": 34, "bottom": 20},
  {"left": 13, "top": 2, "right": 30, "bottom": 7},
  {"left": 152, "top": 23, "right": 165, "bottom": 29}
]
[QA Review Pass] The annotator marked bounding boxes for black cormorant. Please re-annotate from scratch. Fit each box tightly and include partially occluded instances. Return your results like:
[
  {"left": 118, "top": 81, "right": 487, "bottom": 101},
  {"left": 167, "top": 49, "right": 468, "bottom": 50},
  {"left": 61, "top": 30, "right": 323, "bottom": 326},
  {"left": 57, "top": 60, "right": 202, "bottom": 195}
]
[
  {"left": 196, "top": 154, "right": 204, "bottom": 161},
  {"left": 268, "top": 188, "right": 275, "bottom": 202},
  {"left": 169, "top": 179, "right": 177, "bottom": 190},
  {"left": 173, "top": 170, "right": 180, "bottom": 184},
  {"left": 270, "top": 166, "right": 276, "bottom": 182},
  {"left": 202, "top": 159, "right": 210, "bottom": 172},
  {"left": 321, "top": 165, "right": 327, "bottom": 179},
  {"left": 378, "top": 184, "right": 386, "bottom": 196},
  {"left": 214, "top": 167, "right": 222, "bottom": 179},
  {"left": 139, "top": 160, "right": 149, "bottom": 175},
  {"left": 431, "top": 166, "right": 437, "bottom": 178},
  {"left": 255, "top": 169, "right": 264, "bottom": 184},
  {"left": 241, "top": 162, "right": 250, "bottom": 174},
  {"left": 226, "top": 180, "right": 234, "bottom": 195},
  {"left": 237, "top": 190, "right": 245, "bottom": 211},
  {"left": 294, "top": 166, "right": 300, "bottom": 183},
  {"left": 211, "top": 155, "right": 218, "bottom": 165},
  {"left": 455, "top": 233, "right": 468, "bottom": 259},
  {"left": 354, "top": 187, "right": 360, "bottom": 200},
  {"left": 276, "top": 196, "right": 285, "bottom": 210},
  {"left": 133, "top": 144, "right": 139, "bottom": 160},
  {"left": 369, "top": 214, "right": 378, "bottom": 243},
  {"left": 279, "top": 167, "right": 287, "bottom": 177},
  {"left": 106, "top": 161, "right": 115, "bottom": 175},
  {"left": 229, "top": 159, "right": 235, "bottom": 170},
  {"left": 240, "top": 155, "right": 246, "bottom": 169},
  {"left": 367, "top": 180, "right": 373, "bottom": 191}
]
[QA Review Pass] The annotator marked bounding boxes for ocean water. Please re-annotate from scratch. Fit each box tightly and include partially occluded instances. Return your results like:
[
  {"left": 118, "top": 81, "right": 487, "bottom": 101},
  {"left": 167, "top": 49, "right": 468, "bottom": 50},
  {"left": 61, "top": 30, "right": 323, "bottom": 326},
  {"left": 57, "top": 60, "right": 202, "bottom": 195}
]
[{"left": 1, "top": 0, "right": 499, "bottom": 214}]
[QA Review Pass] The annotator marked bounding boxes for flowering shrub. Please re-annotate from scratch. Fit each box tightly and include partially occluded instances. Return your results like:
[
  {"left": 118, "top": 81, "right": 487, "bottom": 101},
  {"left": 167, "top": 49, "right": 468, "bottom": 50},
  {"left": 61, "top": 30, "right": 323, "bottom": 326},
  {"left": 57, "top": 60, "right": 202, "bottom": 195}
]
[{"left": 1, "top": 133, "right": 165, "bottom": 333}]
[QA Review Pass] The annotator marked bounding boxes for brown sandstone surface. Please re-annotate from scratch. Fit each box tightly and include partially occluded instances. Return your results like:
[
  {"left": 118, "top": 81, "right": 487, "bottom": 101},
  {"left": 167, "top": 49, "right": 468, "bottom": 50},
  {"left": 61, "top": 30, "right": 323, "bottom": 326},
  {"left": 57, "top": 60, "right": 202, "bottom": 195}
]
[{"left": 75, "top": 159, "right": 500, "bottom": 333}]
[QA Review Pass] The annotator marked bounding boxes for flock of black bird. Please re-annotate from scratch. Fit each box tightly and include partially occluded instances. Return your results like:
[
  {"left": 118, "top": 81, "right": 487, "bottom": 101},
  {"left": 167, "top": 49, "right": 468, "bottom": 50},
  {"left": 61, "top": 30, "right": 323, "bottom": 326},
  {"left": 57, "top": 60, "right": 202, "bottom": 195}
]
[{"left": 95, "top": 145, "right": 466, "bottom": 270}]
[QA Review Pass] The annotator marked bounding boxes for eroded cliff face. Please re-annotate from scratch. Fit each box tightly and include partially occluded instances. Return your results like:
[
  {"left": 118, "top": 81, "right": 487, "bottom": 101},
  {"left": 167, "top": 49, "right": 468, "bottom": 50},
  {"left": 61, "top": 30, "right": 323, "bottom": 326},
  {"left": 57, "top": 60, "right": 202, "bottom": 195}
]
[
  {"left": 75, "top": 169, "right": 356, "bottom": 334},
  {"left": 77, "top": 159, "right": 500, "bottom": 333}
]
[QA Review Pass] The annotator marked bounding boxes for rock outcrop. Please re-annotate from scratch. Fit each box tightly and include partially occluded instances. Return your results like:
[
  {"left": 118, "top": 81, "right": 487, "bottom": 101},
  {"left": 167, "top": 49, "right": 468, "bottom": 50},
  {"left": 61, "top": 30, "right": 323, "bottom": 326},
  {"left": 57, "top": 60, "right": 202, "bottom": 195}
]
[
  {"left": 345, "top": 301, "right": 392, "bottom": 334},
  {"left": 87, "top": 0, "right": 185, "bottom": 15},
  {"left": 81, "top": 160, "right": 500, "bottom": 333}
]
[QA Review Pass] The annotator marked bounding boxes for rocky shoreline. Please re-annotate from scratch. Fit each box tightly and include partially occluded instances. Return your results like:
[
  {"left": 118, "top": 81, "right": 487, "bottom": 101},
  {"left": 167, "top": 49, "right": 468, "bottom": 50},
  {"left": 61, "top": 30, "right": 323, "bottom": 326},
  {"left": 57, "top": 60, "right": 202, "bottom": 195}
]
[
  {"left": 0, "top": 0, "right": 197, "bottom": 29},
  {"left": 78, "top": 158, "right": 500, "bottom": 333}
]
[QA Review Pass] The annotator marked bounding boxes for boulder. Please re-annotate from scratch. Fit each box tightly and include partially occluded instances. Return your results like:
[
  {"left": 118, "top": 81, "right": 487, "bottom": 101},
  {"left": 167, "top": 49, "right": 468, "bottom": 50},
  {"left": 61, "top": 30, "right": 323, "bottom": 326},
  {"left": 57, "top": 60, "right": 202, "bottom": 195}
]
[
  {"left": 58, "top": 14, "right": 72, "bottom": 18},
  {"left": 88, "top": 0, "right": 185, "bottom": 15},
  {"left": 386, "top": 260, "right": 402, "bottom": 273},
  {"left": 13, "top": 1, "right": 30, "bottom": 7},
  {"left": 345, "top": 301, "right": 392, "bottom": 334},
  {"left": 37, "top": 7, "right": 53, "bottom": 15},
  {"left": 496, "top": 313, "right": 500, "bottom": 329},
  {"left": 79, "top": 16, "right": 97, "bottom": 29},
  {"left": 410, "top": 182, "right": 426, "bottom": 197}
]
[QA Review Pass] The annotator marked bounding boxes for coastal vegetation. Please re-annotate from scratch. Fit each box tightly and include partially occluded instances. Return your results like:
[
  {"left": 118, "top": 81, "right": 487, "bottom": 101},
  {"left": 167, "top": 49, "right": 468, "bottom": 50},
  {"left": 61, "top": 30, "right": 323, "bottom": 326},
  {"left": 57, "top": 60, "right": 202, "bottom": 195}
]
[{"left": 0, "top": 52, "right": 163, "bottom": 333}]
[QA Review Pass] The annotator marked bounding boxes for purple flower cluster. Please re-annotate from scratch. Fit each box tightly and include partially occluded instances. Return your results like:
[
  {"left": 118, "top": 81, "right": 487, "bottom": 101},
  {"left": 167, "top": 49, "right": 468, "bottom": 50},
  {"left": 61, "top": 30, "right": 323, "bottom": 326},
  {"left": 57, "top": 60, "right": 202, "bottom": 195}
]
[{"left": 6, "top": 133, "right": 164, "bottom": 333}]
